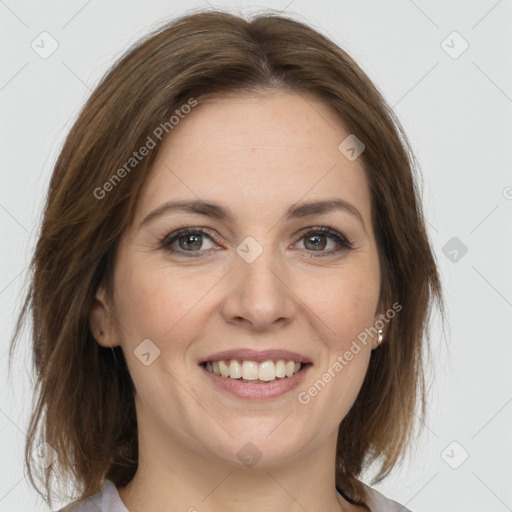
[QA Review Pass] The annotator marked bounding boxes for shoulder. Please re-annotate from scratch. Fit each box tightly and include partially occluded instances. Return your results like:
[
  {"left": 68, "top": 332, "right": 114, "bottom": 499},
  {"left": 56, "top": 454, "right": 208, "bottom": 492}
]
[
  {"left": 57, "top": 480, "right": 124, "bottom": 512},
  {"left": 361, "top": 482, "right": 413, "bottom": 512}
]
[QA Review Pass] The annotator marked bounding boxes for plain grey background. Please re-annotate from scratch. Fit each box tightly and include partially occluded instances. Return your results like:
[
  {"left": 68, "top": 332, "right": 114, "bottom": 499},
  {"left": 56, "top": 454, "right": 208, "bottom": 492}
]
[{"left": 1, "top": 1, "right": 511, "bottom": 511}]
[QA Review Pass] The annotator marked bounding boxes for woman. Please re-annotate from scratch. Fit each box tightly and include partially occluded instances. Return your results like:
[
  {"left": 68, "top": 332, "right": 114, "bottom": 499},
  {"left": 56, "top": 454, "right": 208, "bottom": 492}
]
[{"left": 10, "top": 8, "right": 445, "bottom": 512}]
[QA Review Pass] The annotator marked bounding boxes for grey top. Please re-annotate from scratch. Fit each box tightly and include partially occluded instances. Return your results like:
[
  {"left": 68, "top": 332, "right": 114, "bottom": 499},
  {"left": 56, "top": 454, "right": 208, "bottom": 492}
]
[{"left": 58, "top": 479, "right": 412, "bottom": 512}]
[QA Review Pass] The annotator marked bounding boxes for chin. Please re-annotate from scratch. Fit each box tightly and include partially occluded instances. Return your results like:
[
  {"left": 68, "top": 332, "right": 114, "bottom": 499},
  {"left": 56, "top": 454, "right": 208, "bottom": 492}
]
[{"left": 200, "top": 421, "right": 310, "bottom": 468}]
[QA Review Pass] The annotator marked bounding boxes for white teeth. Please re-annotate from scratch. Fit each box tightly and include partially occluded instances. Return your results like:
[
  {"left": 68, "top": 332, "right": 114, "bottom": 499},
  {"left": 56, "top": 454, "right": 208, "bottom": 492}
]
[
  {"left": 285, "top": 361, "right": 295, "bottom": 377},
  {"left": 242, "top": 361, "right": 259, "bottom": 380},
  {"left": 218, "top": 360, "right": 229, "bottom": 377},
  {"left": 258, "top": 361, "right": 275, "bottom": 381},
  {"left": 229, "top": 360, "right": 242, "bottom": 379},
  {"left": 205, "top": 359, "right": 305, "bottom": 381},
  {"left": 275, "top": 360, "right": 286, "bottom": 378}
]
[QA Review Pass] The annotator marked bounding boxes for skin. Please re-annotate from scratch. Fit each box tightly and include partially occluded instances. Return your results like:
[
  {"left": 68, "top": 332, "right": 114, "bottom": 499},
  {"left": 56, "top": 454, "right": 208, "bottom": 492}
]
[{"left": 90, "top": 89, "right": 388, "bottom": 512}]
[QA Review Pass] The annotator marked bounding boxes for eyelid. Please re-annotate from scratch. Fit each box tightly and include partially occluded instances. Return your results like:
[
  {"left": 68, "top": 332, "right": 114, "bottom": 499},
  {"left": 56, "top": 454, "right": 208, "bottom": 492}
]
[
  {"left": 159, "top": 227, "right": 221, "bottom": 252},
  {"left": 159, "top": 225, "right": 354, "bottom": 256},
  {"left": 292, "top": 226, "right": 354, "bottom": 253}
]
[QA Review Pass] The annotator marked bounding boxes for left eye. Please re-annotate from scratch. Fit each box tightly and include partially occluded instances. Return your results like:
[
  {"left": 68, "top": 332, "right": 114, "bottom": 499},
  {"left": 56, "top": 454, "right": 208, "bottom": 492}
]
[
  {"left": 159, "top": 226, "right": 353, "bottom": 257},
  {"left": 294, "top": 227, "right": 354, "bottom": 256},
  {"left": 299, "top": 231, "right": 340, "bottom": 251}
]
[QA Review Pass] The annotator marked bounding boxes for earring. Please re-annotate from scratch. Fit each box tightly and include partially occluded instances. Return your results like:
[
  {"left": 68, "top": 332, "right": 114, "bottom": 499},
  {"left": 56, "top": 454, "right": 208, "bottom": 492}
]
[
  {"left": 97, "top": 330, "right": 103, "bottom": 336},
  {"left": 377, "top": 329, "right": 383, "bottom": 344}
]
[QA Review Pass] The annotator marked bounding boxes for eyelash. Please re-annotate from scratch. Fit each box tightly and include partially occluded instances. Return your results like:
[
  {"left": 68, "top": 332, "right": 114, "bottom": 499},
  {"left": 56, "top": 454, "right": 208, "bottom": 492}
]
[{"left": 159, "top": 226, "right": 354, "bottom": 258}]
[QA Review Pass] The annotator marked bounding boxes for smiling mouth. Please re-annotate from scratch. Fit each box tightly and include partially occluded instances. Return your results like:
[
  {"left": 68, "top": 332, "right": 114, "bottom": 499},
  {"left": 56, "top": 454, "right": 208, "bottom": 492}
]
[{"left": 201, "top": 359, "right": 311, "bottom": 383}]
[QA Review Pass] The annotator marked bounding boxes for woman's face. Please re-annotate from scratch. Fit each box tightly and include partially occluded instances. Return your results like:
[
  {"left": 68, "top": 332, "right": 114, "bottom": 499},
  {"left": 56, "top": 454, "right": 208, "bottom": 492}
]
[{"left": 93, "top": 90, "right": 385, "bottom": 469}]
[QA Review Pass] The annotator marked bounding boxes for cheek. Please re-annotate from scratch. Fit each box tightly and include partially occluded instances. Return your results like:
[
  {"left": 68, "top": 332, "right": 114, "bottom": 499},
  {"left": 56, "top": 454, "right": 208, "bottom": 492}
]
[
  {"left": 111, "top": 268, "right": 198, "bottom": 395},
  {"left": 301, "top": 279, "right": 377, "bottom": 424},
  {"left": 111, "top": 263, "right": 221, "bottom": 408},
  {"left": 318, "top": 267, "right": 380, "bottom": 413},
  {"left": 311, "top": 265, "right": 381, "bottom": 349},
  {"left": 113, "top": 260, "right": 195, "bottom": 335}
]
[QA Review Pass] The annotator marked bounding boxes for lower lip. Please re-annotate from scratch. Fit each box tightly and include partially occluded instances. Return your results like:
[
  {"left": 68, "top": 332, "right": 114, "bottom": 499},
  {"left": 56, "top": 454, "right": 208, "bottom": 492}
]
[{"left": 200, "top": 364, "right": 311, "bottom": 399}]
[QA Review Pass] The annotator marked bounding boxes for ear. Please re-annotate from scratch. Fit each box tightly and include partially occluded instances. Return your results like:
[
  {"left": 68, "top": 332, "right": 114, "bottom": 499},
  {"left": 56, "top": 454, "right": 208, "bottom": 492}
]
[{"left": 89, "top": 285, "right": 120, "bottom": 348}]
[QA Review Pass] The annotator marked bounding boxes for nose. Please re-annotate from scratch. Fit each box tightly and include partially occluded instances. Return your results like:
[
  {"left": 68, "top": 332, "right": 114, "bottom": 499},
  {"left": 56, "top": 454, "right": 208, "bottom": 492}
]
[{"left": 221, "top": 243, "right": 296, "bottom": 331}]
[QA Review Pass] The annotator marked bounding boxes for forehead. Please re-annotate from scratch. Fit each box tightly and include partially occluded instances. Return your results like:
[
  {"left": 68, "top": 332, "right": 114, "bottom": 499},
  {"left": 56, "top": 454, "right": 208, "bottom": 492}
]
[{"left": 135, "top": 91, "right": 372, "bottom": 227}]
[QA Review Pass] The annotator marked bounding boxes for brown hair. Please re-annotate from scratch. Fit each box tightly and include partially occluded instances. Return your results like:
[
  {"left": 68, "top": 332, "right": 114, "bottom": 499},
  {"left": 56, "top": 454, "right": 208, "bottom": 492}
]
[{"left": 9, "top": 8, "right": 445, "bottom": 509}]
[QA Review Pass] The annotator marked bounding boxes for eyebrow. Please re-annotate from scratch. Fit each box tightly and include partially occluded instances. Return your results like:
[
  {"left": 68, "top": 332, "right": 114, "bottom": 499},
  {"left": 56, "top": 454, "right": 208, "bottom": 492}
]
[{"left": 140, "top": 198, "right": 367, "bottom": 232}]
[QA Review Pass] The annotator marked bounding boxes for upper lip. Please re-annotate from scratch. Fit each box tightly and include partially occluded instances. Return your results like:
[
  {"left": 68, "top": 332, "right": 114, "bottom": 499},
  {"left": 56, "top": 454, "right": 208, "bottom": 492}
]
[{"left": 200, "top": 349, "right": 313, "bottom": 364}]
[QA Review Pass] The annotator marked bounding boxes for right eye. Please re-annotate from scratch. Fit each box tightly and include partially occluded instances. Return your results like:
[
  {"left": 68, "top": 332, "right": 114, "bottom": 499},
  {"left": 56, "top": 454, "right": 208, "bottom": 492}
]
[{"left": 159, "top": 227, "right": 220, "bottom": 257}]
